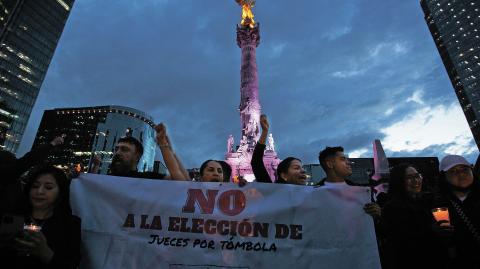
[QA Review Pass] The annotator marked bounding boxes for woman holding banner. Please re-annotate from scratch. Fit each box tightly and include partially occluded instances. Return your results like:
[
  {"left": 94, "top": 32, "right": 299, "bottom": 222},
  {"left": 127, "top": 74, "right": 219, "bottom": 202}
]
[{"left": 199, "top": 160, "right": 225, "bottom": 182}]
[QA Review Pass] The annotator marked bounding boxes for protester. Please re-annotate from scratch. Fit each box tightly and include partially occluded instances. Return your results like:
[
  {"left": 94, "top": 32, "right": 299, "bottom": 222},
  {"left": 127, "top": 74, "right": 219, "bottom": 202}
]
[
  {"left": 1, "top": 136, "right": 65, "bottom": 216},
  {"left": 2, "top": 165, "right": 81, "bottom": 268},
  {"left": 199, "top": 160, "right": 224, "bottom": 182},
  {"left": 382, "top": 163, "right": 447, "bottom": 269},
  {"left": 317, "top": 146, "right": 381, "bottom": 218},
  {"left": 104, "top": 123, "right": 189, "bottom": 180},
  {"left": 435, "top": 155, "right": 480, "bottom": 268},
  {"left": 218, "top": 160, "right": 232, "bottom": 182},
  {"left": 108, "top": 136, "right": 145, "bottom": 176},
  {"left": 251, "top": 114, "right": 307, "bottom": 184}
]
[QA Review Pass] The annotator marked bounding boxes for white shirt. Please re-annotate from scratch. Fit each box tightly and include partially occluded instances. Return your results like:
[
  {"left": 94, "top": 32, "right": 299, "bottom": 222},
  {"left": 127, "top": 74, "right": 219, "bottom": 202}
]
[{"left": 323, "top": 181, "right": 348, "bottom": 189}]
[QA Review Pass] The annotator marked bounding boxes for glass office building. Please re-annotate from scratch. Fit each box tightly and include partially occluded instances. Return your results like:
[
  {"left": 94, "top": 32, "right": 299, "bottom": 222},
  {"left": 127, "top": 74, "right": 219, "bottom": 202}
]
[
  {"left": 32, "top": 105, "right": 157, "bottom": 174},
  {"left": 421, "top": 0, "right": 480, "bottom": 150},
  {"left": 0, "top": 0, "right": 74, "bottom": 153}
]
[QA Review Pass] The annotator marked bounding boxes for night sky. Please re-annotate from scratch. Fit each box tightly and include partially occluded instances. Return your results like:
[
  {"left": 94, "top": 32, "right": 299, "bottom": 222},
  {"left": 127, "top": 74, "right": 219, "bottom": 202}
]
[{"left": 17, "top": 0, "right": 479, "bottom": 167}]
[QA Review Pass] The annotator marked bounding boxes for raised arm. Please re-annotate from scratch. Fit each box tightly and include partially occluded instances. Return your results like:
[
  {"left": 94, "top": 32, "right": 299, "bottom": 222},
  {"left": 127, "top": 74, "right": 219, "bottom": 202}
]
[
  {"left": 166, "top": 133, "right": 190, "bottom": 180},
  {"left": 258, "top": 114, "right": 269, "bottom": 145},
  {"left": 3, "top": 135, "right": 65, "bottom": 185},
  {"left": 155, "top": 123, "right": 189, "bottom": 180},
  {"left": 251, "top": 114, "right": 272, "bottom": 183},
  {"left": 18, "top": 135, "right": 64, "bottom": 169}
]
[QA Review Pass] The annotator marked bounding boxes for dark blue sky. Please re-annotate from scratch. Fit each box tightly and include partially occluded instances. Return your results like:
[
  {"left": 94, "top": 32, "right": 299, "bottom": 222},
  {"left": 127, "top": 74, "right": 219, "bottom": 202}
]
[{"left": 17, "top": 0, "right": 478, "bottom": 167}]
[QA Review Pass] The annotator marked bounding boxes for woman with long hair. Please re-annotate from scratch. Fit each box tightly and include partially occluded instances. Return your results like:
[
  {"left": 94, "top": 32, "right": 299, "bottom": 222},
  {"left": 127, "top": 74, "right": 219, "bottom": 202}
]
[
  {"left": 199, "top": 160, "right": 224, "bottom": 182},
  {"left": 9, "top": 165, "right": 81, "bottom": 268},
  {"left": 382, "top": 163, "right": 447, "bottom": 269}
]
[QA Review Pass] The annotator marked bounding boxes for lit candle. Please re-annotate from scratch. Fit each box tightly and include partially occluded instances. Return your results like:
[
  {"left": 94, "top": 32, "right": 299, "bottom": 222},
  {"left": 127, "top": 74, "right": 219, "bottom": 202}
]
[
  {"left": 23, "top": 223, "right": 41, "bottom": 232},
  {"left": 431, "top": 207, "right": 450, "bottom": 225}
]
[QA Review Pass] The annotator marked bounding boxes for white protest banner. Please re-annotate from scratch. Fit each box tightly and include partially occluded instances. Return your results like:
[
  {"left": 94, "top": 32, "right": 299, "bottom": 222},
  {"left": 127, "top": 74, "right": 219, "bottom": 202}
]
[{"left": 71, "top": 174, "right": 381, "bottom": 269}]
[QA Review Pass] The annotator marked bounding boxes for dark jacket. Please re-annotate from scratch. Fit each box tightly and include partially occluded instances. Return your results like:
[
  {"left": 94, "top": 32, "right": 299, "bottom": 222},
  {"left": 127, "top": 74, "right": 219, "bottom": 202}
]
[
  {"left": 3, "top": 213, "right": 81, "bottom": 269},
  {"left": 435, "top": 183, "right": 480, "bottom": 269},
  {"left": 382, "top": 193, "right": 448, "bottom": 269}
]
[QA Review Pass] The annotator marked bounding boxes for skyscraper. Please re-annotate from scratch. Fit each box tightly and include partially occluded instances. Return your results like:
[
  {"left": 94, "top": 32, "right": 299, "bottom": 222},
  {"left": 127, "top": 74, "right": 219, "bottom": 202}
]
[
  {"left": 32, "top": 105, "right": 157, "bottom": 174},
  {"left": 421, "top": 0, "right": 480, "bottom": 150},
  {"left": 0, "top": 0, "right": 74, "bottom": 153}
]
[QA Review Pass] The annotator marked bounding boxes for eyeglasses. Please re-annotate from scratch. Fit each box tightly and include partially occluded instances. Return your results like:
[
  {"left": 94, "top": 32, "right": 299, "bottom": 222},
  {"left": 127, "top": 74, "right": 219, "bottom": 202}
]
[
  {"left": 447, "top": 166, "right": 471, "bottom": 176},
  {"left": 405, "top": 173, "right": 422, "bottom": 182}
]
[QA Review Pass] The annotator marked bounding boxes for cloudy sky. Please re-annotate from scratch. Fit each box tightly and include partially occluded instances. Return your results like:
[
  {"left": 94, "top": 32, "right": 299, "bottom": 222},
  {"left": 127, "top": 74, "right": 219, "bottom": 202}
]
[{"left": 17, "top": 0, "right": 479, "bottom": 167}]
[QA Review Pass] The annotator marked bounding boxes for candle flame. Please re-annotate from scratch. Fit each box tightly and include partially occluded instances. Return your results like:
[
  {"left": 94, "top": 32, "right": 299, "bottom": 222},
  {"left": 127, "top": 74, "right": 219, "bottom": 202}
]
[{"left": 24, "top": 224, "right": 41, "bottom": 232}]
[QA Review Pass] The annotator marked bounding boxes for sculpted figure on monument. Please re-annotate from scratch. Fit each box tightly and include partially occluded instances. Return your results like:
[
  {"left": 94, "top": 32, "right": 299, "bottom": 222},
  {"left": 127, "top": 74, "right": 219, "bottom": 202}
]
[
  {"left": 267, "top": 133, "right": 275, "bottom": 151},
  {"left": 241, "top": 135, "right": 247, "bottom": 144},
  {"left": 253, "top": 120, "right": 259, "bottom": 136},
  {"left": 246, "top": 118, "right": 254, "bottom": 135},
  {"left": 227, "top": 135, "right": 234, "bottom": 153},
  {"left": 238, "top": 135, "right": 248, "bottom": 152},
  {"left": 241, "top": 99, "right": 252, "bottom": 113}
]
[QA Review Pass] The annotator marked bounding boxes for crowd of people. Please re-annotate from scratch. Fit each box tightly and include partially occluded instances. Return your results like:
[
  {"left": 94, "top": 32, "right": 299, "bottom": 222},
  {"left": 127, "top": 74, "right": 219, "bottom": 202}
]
[{"left": 0, "top": 116, "right": 478, "bottom": 268}]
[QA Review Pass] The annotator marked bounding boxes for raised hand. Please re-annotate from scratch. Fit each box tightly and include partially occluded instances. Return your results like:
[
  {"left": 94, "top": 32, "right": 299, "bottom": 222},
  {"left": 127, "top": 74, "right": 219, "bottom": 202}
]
[
  {"left": 153, "top": 123, "right": 189, "bottom": 180},
  {"left": 363, "top": 202, "right": 381, "bottom": 219},
  {"left": 154, "top": 123, "right": 169, "bottom": 147},
  {"left": 238, "top": 175, "right": 247, "bottom": 187},
  {"left": 258, "top": 114, "right": 269, "bottom": 144},
  {"left": 260, "top": 114, "right": 269, "bottom": 132}
]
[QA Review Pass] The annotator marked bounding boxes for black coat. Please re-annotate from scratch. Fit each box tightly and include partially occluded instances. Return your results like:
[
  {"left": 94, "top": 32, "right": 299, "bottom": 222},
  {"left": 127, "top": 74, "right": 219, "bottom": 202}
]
[
  {"left": 382, "top": 194, "right": 448, "bottom": 269},
  {"left": 3, "top": 213, "right": 81, "bottom": 269},
  {"left": 434, "top": 187, "right": 480, "bottom": 269}
]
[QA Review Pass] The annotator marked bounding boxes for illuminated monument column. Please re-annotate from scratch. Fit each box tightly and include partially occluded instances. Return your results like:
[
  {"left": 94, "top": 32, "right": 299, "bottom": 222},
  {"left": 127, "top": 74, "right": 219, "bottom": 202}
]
[{"left": 225, "top": 1, "right": 280, "bottom": 182}]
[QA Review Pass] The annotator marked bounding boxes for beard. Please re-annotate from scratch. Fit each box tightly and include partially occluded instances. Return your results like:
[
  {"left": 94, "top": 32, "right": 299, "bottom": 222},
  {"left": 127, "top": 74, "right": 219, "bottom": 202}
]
[{"left": 110, "top": 155, "right": 133, "bottom": 176}]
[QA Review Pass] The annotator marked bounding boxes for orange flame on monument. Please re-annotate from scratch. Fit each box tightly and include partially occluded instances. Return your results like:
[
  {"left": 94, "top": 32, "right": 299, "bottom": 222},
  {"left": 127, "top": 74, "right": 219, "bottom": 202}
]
[{"left": 236, "top": 0, "right": 256, "bottom": 28}]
